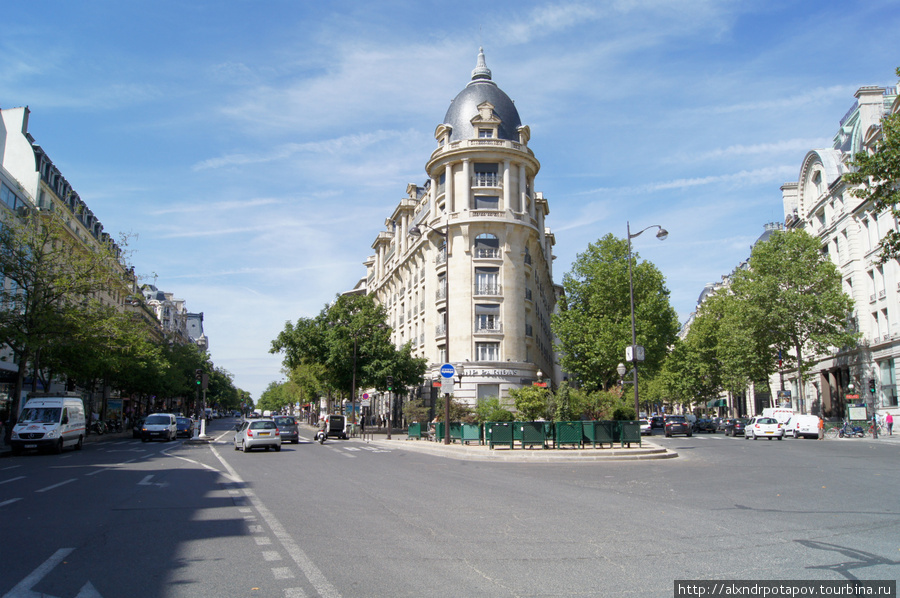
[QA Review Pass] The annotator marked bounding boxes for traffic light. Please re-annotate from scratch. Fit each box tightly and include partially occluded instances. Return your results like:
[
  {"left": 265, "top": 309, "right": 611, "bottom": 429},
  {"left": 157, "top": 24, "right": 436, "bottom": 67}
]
[
  {"left": 386, "top": 376, "right": 394, "bottom": 391},
  {"left": 869, "top": 379, "right": 876, "bottom": 394},
  {"left": 195, "top": 369, "right": 202, "bottom": 386}
]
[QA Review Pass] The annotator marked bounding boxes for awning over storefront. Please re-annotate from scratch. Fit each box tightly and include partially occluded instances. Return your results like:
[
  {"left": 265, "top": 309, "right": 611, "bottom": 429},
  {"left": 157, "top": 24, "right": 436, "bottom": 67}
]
[{"left": 706, "top": 398, "right": 727, "bottom": 408}]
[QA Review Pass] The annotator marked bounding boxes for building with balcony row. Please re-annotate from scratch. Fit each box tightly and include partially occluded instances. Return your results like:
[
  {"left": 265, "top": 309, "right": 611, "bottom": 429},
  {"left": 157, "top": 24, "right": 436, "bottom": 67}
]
[{"left": 353, "top": 49, "right": 560, "bottom": 410}]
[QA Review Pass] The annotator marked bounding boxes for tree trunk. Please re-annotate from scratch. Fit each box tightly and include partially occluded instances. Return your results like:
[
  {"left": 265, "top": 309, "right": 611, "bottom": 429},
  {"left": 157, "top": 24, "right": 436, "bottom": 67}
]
[
  {"left": 5, "top": 350, "right": 30, "bottom": 444},
  {"left": 794, "top": 341, "right": 806, "bottom": 415}
]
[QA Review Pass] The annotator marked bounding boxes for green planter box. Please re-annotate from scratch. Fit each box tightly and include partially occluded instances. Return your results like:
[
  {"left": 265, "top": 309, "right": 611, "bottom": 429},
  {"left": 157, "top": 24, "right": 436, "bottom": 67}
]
[
  {"left": 555, "top": 421, "right": 584, "bottom": 449},
  {"left": 519, "top": 421, "right": 548, "bottom": 449},
  {"left": 407, "top": 422, "right": 422, "bottom": 440},
  {"left": 618, "top": 420, "right": 641, "bottom": 447},
  {"left": 487, "top": 422, "right": 514, "bottom": 449},
  {"left": 583, "top": 420, "right": 616, "bottom": 448},
  {"left": 461, "top": 423, "right": 482, "bottom": 445}
]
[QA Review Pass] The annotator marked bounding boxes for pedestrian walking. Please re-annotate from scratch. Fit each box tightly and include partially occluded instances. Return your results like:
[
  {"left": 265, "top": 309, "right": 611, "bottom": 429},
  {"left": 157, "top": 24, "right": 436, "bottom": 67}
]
[
  {"left": 818, "top": 415, "right": 825, "bottom": 440},
  {"left": 886, "top": 412, "right": 893, "bottom": 436}
]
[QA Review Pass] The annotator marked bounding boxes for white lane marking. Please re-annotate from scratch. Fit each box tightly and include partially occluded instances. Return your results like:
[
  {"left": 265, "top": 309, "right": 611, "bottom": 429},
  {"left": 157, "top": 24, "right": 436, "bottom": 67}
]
[
  {"left": 0, "top": 476, "right": 25, "bottom": 485},
  {"left": 284, "top": 588, "right": 308, "bottom": 598},
  {"left": 35, "top": 479, "right": 76, "bottom": 493},
  {"left": 0, "top": 498, "right": 22, "bottom": 507},
  {"left": 209, "top": 445, "right": 342, "bottom": 598},
  {"left": 1, "top": 465, "right": 23, "bottom": 471},
  {"left": 272, "top": 567, "right": 295, "bottom": 579},
  {"left": 262, "top": 550, "right": 282, "bottom": 561},
  {"left": 255, "top": 537, "right": 272, "bottom": 546},
  {"left": 1, "top": 547, "right": 74, "bottom": 597}
]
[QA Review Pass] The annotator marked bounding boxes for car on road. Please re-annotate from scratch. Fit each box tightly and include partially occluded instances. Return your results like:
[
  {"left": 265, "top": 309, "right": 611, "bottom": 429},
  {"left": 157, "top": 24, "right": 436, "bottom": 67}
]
[
  {"left": 234, "top": 419, "right": 282, "bottom": 452},
  {"left": 639, "top": 419, "right": 652, "bottom": 436},
  {"left": 785, "top": 414, "right": 820, "bottom": 439},
  {"left": 693, "top": 419, "right": 717, "bottom": 433},
  {"left": 273, "top": 415, "right": 300, "bottom": 444},
  {"left": 141, "top": 413, "right": 177, "bottom": 442},
  {"left": 723, "top": 418, "right": 748, "bottom": 437},
  {"left": 650, "top": 416, "right": 666, "bottom": 429},
  {"left": 664, "top": 415, "right": 692, "bottom": 437},
  {"left": 176, "top": 416, "right": 195, "bottom": 438},
  {"left": 745, "top": 416, "right": 784, "bottom": 440}
]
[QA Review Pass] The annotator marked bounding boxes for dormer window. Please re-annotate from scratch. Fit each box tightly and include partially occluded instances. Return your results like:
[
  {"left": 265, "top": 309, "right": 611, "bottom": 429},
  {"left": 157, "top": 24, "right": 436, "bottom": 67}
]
[{"left": 478, "top": 129, "right": 493, "bottom": 138}]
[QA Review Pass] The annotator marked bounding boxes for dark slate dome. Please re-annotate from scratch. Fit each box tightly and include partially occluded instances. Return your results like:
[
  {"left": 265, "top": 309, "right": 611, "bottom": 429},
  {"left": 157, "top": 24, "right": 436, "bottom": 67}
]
[{"left": 442, "top": 48, "right": 522, "bottom": 143}]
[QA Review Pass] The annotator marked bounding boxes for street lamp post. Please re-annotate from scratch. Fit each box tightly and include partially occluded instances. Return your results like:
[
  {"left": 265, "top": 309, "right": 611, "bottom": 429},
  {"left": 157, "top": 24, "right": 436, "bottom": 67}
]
[
  {"left": 626, "top": 221, "right": 668, "bottom": 419},
  {"left": 409, "top": 219, "right": 452, "bottom": 444}
]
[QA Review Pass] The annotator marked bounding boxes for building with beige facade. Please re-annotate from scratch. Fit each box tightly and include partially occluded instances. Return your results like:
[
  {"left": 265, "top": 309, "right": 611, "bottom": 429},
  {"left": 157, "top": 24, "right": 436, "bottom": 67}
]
[{"left": 357, "top": 49, "right": 558, "bottom": 410}]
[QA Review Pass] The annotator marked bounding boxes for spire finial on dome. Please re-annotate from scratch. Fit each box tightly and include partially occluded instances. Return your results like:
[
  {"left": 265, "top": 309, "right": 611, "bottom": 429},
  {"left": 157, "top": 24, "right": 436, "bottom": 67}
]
[{"left": 471, "top": 47, "right": 492, "bottom": 81}]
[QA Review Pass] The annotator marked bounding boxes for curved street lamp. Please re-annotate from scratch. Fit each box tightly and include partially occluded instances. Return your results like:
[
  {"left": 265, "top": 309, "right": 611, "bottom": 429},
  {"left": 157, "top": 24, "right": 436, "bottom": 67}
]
[
  {"left": 409, "top": 220, "right": 453, "bottom": 444},
  {"left": 626, "top": 222, "right": 668, "bottom": 419}
]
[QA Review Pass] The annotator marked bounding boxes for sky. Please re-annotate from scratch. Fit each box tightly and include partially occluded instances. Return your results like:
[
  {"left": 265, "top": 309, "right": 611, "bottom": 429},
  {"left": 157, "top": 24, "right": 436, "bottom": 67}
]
[{"left": 2, "top": 0, "right": 898, "bottom": 401}]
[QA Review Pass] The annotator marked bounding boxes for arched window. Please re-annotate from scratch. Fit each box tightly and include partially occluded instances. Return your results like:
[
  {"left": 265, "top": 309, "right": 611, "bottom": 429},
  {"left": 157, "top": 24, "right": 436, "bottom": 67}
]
[{"left": 474, "top": 233, "right": 499, "bottom": 259}]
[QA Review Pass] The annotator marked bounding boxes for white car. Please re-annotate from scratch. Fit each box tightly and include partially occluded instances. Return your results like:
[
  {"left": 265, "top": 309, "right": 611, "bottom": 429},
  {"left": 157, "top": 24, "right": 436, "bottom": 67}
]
[
  {"left": 639, "top": 420, "right": 652, "bottom": 436},
  {"left": 785, "top": 414, "right": 820, "bottom": 438},
  {"left": 745, "top": 416, "right": 784, "bottom": 440}
]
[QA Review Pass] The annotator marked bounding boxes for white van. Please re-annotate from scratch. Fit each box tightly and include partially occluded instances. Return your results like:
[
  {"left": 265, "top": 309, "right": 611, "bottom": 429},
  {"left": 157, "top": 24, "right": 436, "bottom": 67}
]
[
  {"left": 762, "top": 407, "right": 795, "bottom": 426},
  {"left": 11, "top": 394, "right": 86, "bottom": 455},
  {"left": 785, "top": 414, "right": 820, "bottom": 439}
]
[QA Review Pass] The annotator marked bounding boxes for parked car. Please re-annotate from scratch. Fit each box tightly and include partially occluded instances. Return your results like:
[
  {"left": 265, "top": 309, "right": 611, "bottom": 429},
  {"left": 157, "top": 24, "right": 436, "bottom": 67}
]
[
  {"left": 141, "top": 413, "right": 177, "bottom": 442},
  {"left": 639, "top": 419, "right": 652, "bottom": 436},
  {"left": 273, "top": 415, "right": 300, "bottom": 444},
  {"left": 693, "top": 419, "right": 717, "bottom": 433},
  {"left": 723, "top": 418, "right": 748, "bottom": 437},
  {"left": 665, "top": 415, "right": 692, "bottom": 437},
  {"left": 745, "top": 416, "right": 784, "bottom": 440},
  {"left": 234, "top": 419, "right": 282, "bottom": 452},
  {"left": 650, "top": 416, "right": 666, "bottom": 429},
  {"left": 175, "top": 416, "right": 195, "bottom": 438}
]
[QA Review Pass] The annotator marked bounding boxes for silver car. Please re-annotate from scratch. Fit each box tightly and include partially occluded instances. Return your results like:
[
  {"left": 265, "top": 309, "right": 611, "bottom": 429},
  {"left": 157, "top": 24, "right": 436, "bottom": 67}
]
[
  {"left": 745, "top": 416, "right": 784, "bottom": 440},
  {"left": 234, "top": 419, "right": 282, "bottom": 452}
]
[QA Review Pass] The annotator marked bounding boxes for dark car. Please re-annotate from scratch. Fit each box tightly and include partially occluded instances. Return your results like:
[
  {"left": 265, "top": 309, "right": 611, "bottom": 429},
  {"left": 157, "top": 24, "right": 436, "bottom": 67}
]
[
  {"left": 650, "top": 416, "right": 666, "bottom": 429},
  {"left": 723, "top": 418, "right": 748, "bottom": 437},
  {"left": 273, "top": 415, "right": 300, "bottom": 444},
  {"left": 694, "top": 419, "right": 717, "bottom": 433},
  {"left": 176, "top": 416, "right": 195, "bottom": 438},
  {"left": 665, "top": 415, "right": 692, "bottom": 437}
]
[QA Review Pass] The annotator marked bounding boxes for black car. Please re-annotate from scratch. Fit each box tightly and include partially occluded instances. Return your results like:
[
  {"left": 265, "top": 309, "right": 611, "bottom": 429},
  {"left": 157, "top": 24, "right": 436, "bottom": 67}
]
[
  {"left": 693, "top": 419, "right": 717, "bottom": 433},
  {"left": 664, "top": 416, "right": 692, "bottom": 437},
  {"left": 273, "top": 415, "right": 300, "bottom": 444},
  {"left": 723, "top": 418, "right": 748, "bottom": 437},
  {"left": 650, "top": 416, "right": 666, "bottom": 429},
  {"left": 176, "top": 416, "right": 195, "bottom": 438}
]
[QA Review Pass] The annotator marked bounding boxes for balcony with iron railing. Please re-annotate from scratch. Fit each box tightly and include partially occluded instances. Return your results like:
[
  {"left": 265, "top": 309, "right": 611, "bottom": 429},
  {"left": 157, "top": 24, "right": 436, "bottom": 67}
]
[
  {"left": 435, "top": 323, "right": 447, "bottom": 338},
  {"left": 474, "top": 283, "right": 502, "bottom": 296},
  {"left": 473, "top": 172, "right": 500, "bottom": 187},
  {"left": 475, "top": 322, "right": 503, "bottom": 334},
  {"left": 525, "top": 324, "right": 533, "bottom": 337},
  {"left": 475, "top": 247, "right": 500, "bottom": 259},
  {"left": 435, "top": 251, "right": 447, "bottom": 266},
  {"left": 525, "top": 288, "right": 533, "bottom": 302},
  {"left": 436, "top": 286, "right": 447, "bottom": 301}
]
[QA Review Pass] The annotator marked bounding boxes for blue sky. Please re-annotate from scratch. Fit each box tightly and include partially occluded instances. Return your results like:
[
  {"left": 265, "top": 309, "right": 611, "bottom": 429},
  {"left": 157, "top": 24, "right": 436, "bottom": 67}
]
[{"left": 2, "top": 0, "right": 898, "bottom": 400}]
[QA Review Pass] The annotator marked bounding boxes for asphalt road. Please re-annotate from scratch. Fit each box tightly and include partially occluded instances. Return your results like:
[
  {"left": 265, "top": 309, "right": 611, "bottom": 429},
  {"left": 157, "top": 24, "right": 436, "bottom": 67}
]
[{"left": 1, "top": 419, "right": 898, "bottom": 598}]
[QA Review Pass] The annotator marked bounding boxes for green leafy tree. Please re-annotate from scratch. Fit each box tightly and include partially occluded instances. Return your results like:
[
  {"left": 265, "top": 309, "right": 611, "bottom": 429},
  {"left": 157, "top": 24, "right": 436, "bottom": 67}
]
[
  {"left": 729, "top": 229, "right": 858, "bottom": 411},
  {"left": 510, "top": 385, "right": 550, "bottom": 421},
  {"left": 843, "top": 68, "right": 900, "bottom": 263},
  {"left": 473, "top": 397, "right": 515, "bottom": 423},
  {"left": 553, "top": 233, "right": 679, "bottom": 392},
  {"left": 402, "top": 398, "right": 430, "bottom": 424},
  {"left": 0, "top": 206, "right": 131, "bottom": 432}
]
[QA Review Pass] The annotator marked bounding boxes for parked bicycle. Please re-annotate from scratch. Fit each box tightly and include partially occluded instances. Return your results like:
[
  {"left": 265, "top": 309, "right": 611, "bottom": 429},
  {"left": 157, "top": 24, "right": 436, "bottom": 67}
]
[{"left": 825, "top": 420, "right": 865, "bottom": 439}]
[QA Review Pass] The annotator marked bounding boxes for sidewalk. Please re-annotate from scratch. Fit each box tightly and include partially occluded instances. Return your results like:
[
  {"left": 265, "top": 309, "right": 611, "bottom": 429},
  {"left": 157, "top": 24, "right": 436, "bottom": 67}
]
[
  {"left": 0, "top": 428, "right": 133, "bottom": 457},
  {"left": 305, "top": 424, "right": 678, "bottom": 462}
]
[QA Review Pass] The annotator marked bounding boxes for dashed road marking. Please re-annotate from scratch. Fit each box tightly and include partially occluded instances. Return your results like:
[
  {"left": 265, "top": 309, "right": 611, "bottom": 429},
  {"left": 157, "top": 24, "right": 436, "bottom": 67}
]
[{"left": 35, "top": 478, "right": 76, "bottom": 493}]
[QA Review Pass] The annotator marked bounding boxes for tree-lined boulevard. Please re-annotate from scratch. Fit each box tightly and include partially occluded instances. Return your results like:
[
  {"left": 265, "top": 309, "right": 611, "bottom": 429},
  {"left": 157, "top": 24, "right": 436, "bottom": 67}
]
[{"left": 2, "top": 418, "right": 897, "bottom": 598}]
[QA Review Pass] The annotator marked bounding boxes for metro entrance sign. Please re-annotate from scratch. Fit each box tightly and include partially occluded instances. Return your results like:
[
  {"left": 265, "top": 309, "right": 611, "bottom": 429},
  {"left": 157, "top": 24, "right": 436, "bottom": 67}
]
[{"left": 440, "top": 363, "right": 456, "bottom": 379}]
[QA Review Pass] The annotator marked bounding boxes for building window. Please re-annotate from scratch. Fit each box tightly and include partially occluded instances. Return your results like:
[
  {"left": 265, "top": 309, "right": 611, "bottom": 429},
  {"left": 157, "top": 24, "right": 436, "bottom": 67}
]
[
  {"left": 478, "top": 129, "right": 493, "bottom": 138},
  {"left": 477, "top": 384, "right": 500, "bottom": 401},
  {"left": 474, "top": 233, "right": 500, "bottom": 258},
  {"left": 475, "top": 267, "right": 500, "bottom": 295},
  {"left": 476, "top": 342, "right": 499, "bottom": 361},
  {"left": 473, "top": 163, "right": 499, "bottom": 187},
  {"left": 475, "top": 304, "right": 501, "bottom": 333},
  {"left": 475, "top": 195, "right": 499, "bottom": 209}
]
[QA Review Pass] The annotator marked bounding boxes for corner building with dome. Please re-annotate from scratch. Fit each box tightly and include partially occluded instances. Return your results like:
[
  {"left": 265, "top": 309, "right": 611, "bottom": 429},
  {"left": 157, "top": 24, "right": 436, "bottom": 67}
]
[{"left": 355, "top": 49, "right": 559, "bottom": 410}]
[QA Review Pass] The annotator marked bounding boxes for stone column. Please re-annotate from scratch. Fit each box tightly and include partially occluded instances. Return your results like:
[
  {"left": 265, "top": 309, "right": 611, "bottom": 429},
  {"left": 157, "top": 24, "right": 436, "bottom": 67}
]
[
  {"left": 503, "top": 159, "right": 511, "bottom": 211},
  {"left": 445, "top": 163, "right": 454, "bottom": 213},
  {"left": 462, "top": 159, "right": 471, "bottom": 210}
]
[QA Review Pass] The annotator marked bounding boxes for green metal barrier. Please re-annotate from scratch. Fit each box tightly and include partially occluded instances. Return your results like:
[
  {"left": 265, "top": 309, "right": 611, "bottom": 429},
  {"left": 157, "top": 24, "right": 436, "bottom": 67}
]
[
  {"left": 487, "top": 422, "right": 514, "bottom": 449},
  {"left": 407, "top": 422, "right": 422, "bottom": 440},
  {"left": 618, "top": 420, "right": 641, "bottom": 447},
  {"left": 519, "top": 421, "right": 548, "bottom": 449},
  {"left": 583, "top": 420, "right": 616, "bottom": 448},
  {"left": 555, "top": 421, "right": 584, "bottom": 449},
  {"left": 461, "top": 423, "right": 482, "bottom": 444}
]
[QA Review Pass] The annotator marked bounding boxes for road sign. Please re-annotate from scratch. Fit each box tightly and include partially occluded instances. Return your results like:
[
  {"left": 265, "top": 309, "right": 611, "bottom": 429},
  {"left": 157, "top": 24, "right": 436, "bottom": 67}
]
[
  {"left": 362, "top": 393, "right": 369, "bottom": 399},
  {"left": 625, "top": 345, "right": 645, "bottom": 362},
  {"left": 441, "top": 377, "right": 455, "bottom": 394},
  {"left": 440, "top": 363, "right": 456, "bottom": 378}
]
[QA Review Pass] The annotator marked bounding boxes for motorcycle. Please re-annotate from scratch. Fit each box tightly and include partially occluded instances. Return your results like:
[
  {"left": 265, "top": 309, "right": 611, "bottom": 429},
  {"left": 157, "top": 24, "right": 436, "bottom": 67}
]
[
  {"left": 315, "top": 429, "right": 326, "bottom": 444},
  {"left": 90, "top": 419, "right": 107, "bottom": 435},
  {"left": 838, "top": 422, "right": 865, "bottom": 438}
]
